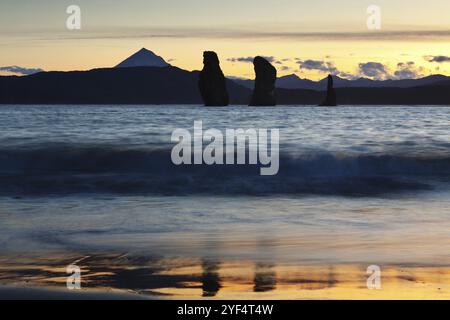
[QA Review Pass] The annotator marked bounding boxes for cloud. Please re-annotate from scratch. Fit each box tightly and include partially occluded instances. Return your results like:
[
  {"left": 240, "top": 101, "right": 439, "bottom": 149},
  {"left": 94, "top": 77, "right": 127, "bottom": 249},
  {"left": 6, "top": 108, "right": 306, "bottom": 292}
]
[
  {"left": 0, "top": 66, "right": 43, "bottom": 75},
  {"left": 227, "top": 56, "right": 275, "bottom": 63},
  {"left": 227, "top": 57, "right": 253, "bottom": 63},
  {"left": 358, "top": 61, "right": 423, "bottom": 80},
  {"left": 338, "top": 71, "right": 359, "bottom": 80},
  {"left": 296, "top": 59, "right": 357, "bottom": 79},
  {"left": 297, "top": 59, "right": 338, "bottom": 73},
  {"left": 394, "top": 61, "right": 422, "bottom": 79},
  {"left": 394, "top": 69, "right": 417, "bottom": 79},
  {"left": 358, "top": 62, "right": 390, "bottom": 80},
  {"left": 227, "top": 56, "right": 294, "bottom": 73},
  {"left": 424, "top": 55, "right": 450, "bottom": 63}
]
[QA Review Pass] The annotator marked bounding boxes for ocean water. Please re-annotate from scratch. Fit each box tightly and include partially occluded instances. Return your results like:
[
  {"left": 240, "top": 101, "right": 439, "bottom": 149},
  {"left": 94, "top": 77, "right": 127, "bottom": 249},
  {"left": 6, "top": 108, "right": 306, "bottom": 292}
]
[{"left": 0, "top": 105, "right": 449, "bottom": 296}]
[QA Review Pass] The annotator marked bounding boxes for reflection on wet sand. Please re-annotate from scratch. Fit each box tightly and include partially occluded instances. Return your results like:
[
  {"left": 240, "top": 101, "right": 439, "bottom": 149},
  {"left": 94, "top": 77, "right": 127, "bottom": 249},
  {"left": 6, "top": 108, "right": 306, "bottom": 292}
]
[
  {"left": 0, "top": 253, "right": 449, "bottom": 299},
  {"left": 254, "top": 264, "right": 276, "bottom": 292},
  {"left": 201, "top": 260, "right": 221, "bottom": 297}
]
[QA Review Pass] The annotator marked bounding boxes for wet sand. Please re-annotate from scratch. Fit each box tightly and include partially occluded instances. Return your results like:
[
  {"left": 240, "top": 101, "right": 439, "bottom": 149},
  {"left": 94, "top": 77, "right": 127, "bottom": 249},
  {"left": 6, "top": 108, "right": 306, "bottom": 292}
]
[
  {"left": 0, "top": 253, "right": 448, "bottom": 299},
  {"left": 0, "top": 285, "right": 149, "bottom": 300}
]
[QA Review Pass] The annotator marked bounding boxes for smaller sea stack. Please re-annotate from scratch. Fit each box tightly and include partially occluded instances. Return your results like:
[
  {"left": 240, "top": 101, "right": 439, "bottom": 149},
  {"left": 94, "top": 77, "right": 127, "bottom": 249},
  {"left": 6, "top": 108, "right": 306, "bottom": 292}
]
[
  {"left": 198, "top": 51, "right": 229, "bottom": 106},
  {"left": 319, "top": 74, "right": 337, "bottom": 106},
  {"left": 249, "top": 56, "right": 277, "bottom": 106}
]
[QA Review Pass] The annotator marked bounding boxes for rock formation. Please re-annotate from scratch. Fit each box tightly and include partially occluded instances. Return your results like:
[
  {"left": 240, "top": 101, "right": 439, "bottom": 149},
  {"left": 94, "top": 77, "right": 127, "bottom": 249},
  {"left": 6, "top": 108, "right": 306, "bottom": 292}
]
[
  {"left": 249, "top": 56, "right": 277, "bottom": 106},
  {"left": 319, "top": 74, "right": 337, "bottom": 106},
  {"left": 198, "top": 51, "right": 229, "bottom": 106}
]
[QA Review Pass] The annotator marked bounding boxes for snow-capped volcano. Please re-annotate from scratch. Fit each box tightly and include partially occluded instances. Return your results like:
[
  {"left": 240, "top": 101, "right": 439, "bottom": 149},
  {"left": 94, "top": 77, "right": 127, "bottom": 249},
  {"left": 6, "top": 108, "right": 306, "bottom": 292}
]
[{"left": 115, "top": 48, "right": 169, "bottom": 68}]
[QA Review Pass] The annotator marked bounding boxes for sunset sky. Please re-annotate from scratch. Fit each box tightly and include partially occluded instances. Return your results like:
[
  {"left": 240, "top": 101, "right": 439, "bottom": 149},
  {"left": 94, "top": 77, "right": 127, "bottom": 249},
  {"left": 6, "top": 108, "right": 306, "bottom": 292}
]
[{"left": 1, "top": 0, "right": 450, "bottom": 79}]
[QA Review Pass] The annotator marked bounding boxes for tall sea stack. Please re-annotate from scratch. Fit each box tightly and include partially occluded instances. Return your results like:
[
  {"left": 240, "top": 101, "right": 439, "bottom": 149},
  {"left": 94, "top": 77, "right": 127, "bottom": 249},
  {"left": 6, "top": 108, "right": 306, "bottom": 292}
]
[
  {"left": 198, "top": 51, "right": 229, "bottom": 106},
  {"left": 319, "top": 74, "right": 337, "bottom": 106},
  {"left": 249, "top": 56, "right": 277, "bottom": 106}
]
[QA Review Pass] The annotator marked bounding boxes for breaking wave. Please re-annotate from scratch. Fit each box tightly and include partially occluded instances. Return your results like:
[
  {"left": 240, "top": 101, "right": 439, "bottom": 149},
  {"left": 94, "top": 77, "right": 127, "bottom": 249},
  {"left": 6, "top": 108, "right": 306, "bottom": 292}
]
[{"left": 1, "top": 145, "right": 449, "bottom": 196}]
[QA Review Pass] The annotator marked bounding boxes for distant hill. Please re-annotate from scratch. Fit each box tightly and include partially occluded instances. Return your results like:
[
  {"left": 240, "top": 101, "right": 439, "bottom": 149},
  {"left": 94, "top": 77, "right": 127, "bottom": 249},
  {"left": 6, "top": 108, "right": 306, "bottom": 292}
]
[
  {"left": 427, "top": 79, "right": 450, "bottom": 87},
  {"left": 235, "top": 74, "right": 450, "bottom": 90},
  {"left": 277, "top": 74, "right": 317, "bottom": 89},
  {"left": 115, "top": 48, "right": 170, "bottom": 68},
  {"left": 0, "top": 66, "right": 250, "bottom": 104},
  {"left": 277, "top": 85, "right": 450, "bottom": 105}
]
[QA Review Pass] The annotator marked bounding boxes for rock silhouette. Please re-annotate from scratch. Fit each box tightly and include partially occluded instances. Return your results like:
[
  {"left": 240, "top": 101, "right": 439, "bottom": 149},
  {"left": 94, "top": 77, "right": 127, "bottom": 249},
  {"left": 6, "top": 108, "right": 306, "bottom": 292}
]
[
  {"left": 201, "top": 260, "right": 222, "bottom": 297},
  {"left": 249, "top": 56, "right": 277, "bottom": 106},
  {"left": 198, "top": 51, "right": 229, "bottom": 106},
  {"left": 319, "top": 74, "right": 337, "bottom": 106}
]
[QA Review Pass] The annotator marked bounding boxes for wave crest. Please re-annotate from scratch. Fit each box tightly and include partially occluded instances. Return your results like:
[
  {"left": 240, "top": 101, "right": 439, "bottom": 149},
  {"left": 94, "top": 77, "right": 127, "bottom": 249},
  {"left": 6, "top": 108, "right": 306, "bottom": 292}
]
[{"left": 1, "top": 145, "right": 449, "bottom": 196}]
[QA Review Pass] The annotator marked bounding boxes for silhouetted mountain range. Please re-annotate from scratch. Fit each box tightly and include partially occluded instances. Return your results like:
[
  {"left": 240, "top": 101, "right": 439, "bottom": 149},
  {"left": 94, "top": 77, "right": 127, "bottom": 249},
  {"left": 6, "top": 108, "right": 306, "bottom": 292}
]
[
  {"left": 0, "top": 66, "right": 250, "bottom": 104},
  {"left": 0, "top": 49, "right": 449, "bottom": 105},
  {"left": 234, "top": 73, "right": 450, "bottom": 90},
  {"left": 276, "top": 85, "right": 450, "bottom": 105}
]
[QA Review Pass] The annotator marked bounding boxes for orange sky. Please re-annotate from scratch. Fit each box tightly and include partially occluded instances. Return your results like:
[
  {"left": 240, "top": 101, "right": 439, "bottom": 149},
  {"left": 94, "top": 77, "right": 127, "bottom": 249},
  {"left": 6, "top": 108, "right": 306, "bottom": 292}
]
[{"left": 1, "top": 0, "right": 450, "bottom": 80}]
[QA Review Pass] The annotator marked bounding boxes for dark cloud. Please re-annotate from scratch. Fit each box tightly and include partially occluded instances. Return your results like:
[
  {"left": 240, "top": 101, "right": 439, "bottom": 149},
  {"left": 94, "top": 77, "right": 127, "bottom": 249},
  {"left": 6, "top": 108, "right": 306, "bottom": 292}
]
[
  {"left": 358, "top": 62, "right": 390, "bottom": 80},
  {"left": 296, "top": 59, "right": 357, "bottom": 80},
  {"left": 397, "top": 61, "right": 415, "bottom": 67},
  {"left": 358, "top": 61, "right": 423, "bottom": 80},
  {"left": 297, "top": 59, "right": 338, "bottom": 73},
  {"left": 393, "top": 61, "right": 418, "bottom": 79},
  {"left": 227, "top": 56, "right": 253, "bottom": 63},
  {"left": 0, "top": 66, "right": 43, "bottom": 75},
  {"left": 338, "top": 71, "right": 358, "bottom": 80},
  {"left": 396, "top": 61, "right": 424, "bottom": 79},
  {"left": 394, "top": 69, "right": 417, "bottom": 79},
  {"left": 227, "top": 56, "right": 275, "bottom": 63},
  {"left": 297, "top": 59, "right": 326, "bottom": 70},
  {"left": 227, "top": 56, "right": 295, "bottom": 73},
  {"left": 424, "top": 55, "right": 450, "bottom": 63}
]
